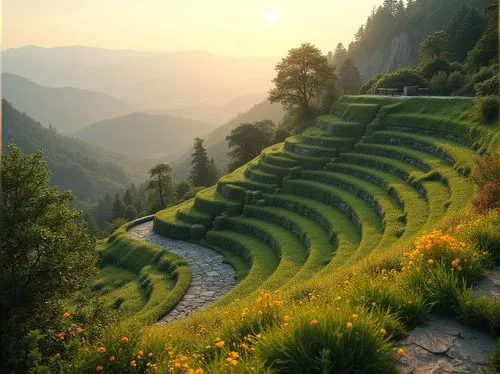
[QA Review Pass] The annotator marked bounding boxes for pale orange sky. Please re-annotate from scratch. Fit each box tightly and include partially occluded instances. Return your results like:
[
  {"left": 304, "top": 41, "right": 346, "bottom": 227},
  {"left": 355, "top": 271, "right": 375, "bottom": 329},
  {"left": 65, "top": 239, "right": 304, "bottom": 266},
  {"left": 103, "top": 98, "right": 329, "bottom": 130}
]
[{"left": 3, "top": 0, "right": 384, "bottom": 57}]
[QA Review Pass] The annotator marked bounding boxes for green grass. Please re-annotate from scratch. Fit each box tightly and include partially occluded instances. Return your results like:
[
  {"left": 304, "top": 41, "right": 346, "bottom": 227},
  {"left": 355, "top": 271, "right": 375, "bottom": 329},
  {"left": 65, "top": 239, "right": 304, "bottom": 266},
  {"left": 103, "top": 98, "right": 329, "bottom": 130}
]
[
  {"left": 282, "top": 178, "right": 387, "bottom": 266},
  {"left": 243, "top": 204, "right": 335, "bottom": 284},
  {"left": 326, "top": 162, "right": 429, "bottom": 240},
  {"left": 369, "top": 130, "right": 479, "bottom": 175},
  {"left": 333, "top": 101, "right": 380, "bottom": 124},
  {"left": 80, "top": 95, "right": 500, "bottom": 373},
  {"left": 226, "top": 216, "right": 308, "bottom": 290},
  {"left": 204, "top": 230, "right": 279, "bottom": 301},
  {"left": 88, "top": 223, "right": 192, "bottom": 324}
]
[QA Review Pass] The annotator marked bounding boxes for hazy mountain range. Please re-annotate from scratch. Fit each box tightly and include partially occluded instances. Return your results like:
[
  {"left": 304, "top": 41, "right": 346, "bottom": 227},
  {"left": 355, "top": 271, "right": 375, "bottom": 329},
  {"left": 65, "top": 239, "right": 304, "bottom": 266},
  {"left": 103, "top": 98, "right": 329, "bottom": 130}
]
[
  {"left": 1, "top": 45, "right": 283, "bottom": 204},
  {"left": 2, "top": 73, "right": 136, "bottom": 133},
  {"left": 3, "top": 46, "right": 277, "bottom": 109}
]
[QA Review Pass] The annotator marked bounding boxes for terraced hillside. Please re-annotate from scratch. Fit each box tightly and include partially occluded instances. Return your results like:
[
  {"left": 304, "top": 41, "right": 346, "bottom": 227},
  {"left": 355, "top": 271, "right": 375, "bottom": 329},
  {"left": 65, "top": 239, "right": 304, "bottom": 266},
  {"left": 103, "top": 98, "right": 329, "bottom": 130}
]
[
  {"left": 89, "top": 96, "right": 499, "bottom": 372},
  {"left": 96, "top": 96, "right": 498, "bottom": 322},
  {"left": 151, "top": 97, "right": 497, "bottom": 300}
]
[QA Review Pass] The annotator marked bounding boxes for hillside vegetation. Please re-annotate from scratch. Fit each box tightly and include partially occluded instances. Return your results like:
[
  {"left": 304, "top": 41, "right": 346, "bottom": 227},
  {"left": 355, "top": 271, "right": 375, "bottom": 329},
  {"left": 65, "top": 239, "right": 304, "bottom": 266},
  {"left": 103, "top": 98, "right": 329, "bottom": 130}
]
[
  {"left": 2, "top": 73, "right": 135, "bottom": 133},
  {"left": 171, "top": 99, "right": 284, "bottom": 180},
  {"left": 2, "top": 100, "right": 149, "bottom": 201},
  {"left": 345, "top": 0, "right": 492, "bottom": 80},
  {"left": 82, "top": 96, "right": 499, "bottom": 372}
]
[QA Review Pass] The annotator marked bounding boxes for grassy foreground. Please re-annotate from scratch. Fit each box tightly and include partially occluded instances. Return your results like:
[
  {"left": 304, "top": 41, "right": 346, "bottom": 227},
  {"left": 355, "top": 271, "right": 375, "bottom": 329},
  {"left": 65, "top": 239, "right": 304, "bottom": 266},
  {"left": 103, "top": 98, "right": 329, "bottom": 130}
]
[{"left": 56, "top": 96, "right": 499, "bottom": 373}]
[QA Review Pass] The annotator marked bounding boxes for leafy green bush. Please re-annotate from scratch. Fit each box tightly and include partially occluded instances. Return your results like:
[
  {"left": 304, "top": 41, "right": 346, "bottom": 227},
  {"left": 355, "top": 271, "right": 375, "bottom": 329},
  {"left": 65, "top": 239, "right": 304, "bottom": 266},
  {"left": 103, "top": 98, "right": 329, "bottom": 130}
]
[
  {"left": 371, "top": 68, "right": 427, "bottom": 92},
  {"left": 419, "top": 58, "right": 454, "bottom": 79},
  {"left": 447, "top": 71, "right": 466, "bottom": 94},
  {"left": 429, "top": 71, "right": 450, "bottom": 96},
  {"left": 475, "top": 75, "right": 499, "bottom": 96},
  {"left": 472, "top": 95, "right": 499, "bottom": 123}
]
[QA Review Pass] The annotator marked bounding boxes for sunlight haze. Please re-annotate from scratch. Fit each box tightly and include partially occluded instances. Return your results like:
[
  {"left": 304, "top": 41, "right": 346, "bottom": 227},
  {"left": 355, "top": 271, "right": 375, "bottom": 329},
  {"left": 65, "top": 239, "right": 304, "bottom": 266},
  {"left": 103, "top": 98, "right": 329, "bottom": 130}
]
[{"left": 4, "top": 0, "right": 383, "bottom": 56}]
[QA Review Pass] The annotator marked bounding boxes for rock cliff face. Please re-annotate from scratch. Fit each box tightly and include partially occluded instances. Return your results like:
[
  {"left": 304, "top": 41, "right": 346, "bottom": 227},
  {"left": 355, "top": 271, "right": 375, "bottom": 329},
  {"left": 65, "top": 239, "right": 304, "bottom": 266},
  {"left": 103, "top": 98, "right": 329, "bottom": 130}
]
[
  {"left": 353, "top": 32, "right": 420, "bottom": 82},
  {"left": 348, "top": 0, "right": 492, "bottom": 82}
]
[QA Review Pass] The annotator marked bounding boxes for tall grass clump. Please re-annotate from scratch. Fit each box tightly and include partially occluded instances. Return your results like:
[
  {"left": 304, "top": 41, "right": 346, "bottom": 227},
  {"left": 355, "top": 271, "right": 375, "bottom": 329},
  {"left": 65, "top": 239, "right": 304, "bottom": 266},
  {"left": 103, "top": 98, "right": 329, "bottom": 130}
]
[{"left": 258, "top": 306, "right": 398, "bottom": 374}]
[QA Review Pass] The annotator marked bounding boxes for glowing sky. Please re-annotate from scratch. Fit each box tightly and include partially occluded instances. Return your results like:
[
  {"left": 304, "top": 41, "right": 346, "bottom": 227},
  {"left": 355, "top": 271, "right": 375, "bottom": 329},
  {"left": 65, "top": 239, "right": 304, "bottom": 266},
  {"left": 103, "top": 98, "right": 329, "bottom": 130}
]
[{"left": 3, "top": 0, "right": 383, "bottom": 56}]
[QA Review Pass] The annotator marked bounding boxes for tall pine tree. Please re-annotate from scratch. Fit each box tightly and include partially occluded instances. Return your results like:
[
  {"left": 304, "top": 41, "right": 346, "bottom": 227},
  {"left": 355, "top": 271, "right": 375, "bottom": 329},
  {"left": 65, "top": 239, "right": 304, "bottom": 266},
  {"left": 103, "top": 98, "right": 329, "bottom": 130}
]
[
  {"left": 338, "top": 59, "right": 362, "bottom": 95},
  {"left": 190, "top": 138, "right": 218, "bottom": 187}
]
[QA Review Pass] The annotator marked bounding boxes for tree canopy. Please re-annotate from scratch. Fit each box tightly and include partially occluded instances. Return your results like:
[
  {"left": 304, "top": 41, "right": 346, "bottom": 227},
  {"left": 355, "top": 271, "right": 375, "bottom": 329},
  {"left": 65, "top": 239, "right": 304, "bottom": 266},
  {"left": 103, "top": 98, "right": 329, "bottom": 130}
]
[
  {"left": 226, "top": 120, "right": 277, "bottom": 171},
  {"left": 147, "top": 163, "right": 173, "bottom": 209},
  {"left": 0, "top": 145, "right": 96, "bottom": 371},
  {"left": 269, "top": 43, "right": 334, "bottom": 119}
]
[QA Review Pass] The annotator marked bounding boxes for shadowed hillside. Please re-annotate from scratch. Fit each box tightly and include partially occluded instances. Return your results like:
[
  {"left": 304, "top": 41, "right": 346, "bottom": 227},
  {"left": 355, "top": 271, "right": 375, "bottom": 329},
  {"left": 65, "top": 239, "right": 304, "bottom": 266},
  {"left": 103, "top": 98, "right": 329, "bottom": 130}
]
[
  {"left": 2, "top": 73, "right": 136, "bottom": 133},
  {"left": 2, "top": 100, "right": 150, "bottom": 201}
]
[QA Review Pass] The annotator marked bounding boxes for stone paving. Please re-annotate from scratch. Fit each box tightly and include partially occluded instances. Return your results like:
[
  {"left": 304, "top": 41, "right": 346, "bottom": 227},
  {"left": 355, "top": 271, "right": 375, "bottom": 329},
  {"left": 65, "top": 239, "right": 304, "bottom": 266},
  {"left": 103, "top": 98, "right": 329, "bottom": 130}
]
[
  {"left": 128, "top": 221, "right": 236, "bottom": 323},
  {"left": 397, "top": 269, "right": 499, "bottom": 373}
]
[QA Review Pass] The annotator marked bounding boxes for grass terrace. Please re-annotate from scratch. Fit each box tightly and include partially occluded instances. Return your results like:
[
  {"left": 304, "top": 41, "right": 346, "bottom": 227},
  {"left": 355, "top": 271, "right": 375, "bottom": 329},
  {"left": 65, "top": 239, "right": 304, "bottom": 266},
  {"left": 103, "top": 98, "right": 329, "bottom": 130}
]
[{"left": 82, "top": 96, "right": 499, "bottom": 373}]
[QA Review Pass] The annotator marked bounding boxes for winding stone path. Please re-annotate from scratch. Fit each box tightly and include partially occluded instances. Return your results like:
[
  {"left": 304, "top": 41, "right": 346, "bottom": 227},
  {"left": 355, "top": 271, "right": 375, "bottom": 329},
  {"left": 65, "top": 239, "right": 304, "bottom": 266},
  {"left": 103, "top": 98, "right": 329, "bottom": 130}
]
[{"left": 128, "top": 220, "right": 236, "bottom": 323}]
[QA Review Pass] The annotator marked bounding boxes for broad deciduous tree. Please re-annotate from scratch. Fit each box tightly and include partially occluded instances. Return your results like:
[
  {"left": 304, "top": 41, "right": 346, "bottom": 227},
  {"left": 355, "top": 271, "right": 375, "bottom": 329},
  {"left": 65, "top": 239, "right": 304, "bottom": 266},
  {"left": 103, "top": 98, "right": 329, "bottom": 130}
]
[
  {"left": 269, "top": 43, "right": 334, "bottom": 119},
  {"left": 226, "top": 120, "right": 277, "bottom": 171}
]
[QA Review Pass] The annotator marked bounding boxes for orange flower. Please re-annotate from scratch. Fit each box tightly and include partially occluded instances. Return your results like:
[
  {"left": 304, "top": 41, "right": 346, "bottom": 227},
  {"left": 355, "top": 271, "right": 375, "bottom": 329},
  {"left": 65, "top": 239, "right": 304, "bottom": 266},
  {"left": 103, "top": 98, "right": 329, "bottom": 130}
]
[
  {"left": 451, "top": 258, "right": 460, "bottom": 267},
  {"left": 215, "top": 338, "right": 225, "bottom": 348},
  {"left": 396, "top": 348, "right": 405, "bottom": 357},
  {"left": 121, "top": 336, "right": 129, "bottom": 343},
  {"left": 98, "top": 346, "right": 106, "bottom": 354},
  {"left": 310, "top": 319, "right": 318, "bottom": 326},
  {"left": 427, "top": 259, "right": 434, "bottom": 265},
  {"left": 109, "top": 355, "right": 116, "bottom": 362},
  {"left": 346, "top": 322, "right": 353, "bottom": 330},
  {"left": 95, "top": 365, "right": 104, "bottom": 372},
  {"left": 63, "top": 312, "right": 71, "bottom": 319},
  {"left": 195, "top": 369, "right": 204, "bottom": 374},
  {"left": 130, "top": 360, "right": 137, "bottom": 367},
  {"left": 57, "top": 332, "right": 65, "bottom": 340},
  {"left": 457, "top": 265, "right": 463, "bottom": 272},
  {"left": 75, "top": 326, "right": 84, "bottom": 334},
  {"left": 379, "top": 328, "right": 387, "bottom": 336}
]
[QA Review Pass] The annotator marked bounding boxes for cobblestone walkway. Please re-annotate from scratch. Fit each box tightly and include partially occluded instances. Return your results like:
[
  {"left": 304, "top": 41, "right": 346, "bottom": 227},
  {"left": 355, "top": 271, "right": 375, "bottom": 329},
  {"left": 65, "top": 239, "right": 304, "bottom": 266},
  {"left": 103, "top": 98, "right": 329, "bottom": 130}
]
[{"left": 128, "top": 221, "right": 236, "bottom": 323}]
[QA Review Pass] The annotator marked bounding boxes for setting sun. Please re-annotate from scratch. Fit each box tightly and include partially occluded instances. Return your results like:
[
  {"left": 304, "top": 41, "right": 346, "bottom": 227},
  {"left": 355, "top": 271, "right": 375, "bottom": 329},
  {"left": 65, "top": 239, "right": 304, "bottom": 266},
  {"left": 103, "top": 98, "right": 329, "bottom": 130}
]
[{"left": 264, "top": 8, "right": 280, "bottom": 25}]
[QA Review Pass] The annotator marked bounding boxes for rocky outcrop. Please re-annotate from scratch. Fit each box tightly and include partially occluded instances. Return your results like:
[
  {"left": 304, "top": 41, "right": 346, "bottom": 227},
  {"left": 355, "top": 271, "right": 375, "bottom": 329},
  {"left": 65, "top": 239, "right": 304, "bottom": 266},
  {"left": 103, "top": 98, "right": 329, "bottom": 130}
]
[{"left": 397, "top": 317, "right": 495, "bottom": 373}]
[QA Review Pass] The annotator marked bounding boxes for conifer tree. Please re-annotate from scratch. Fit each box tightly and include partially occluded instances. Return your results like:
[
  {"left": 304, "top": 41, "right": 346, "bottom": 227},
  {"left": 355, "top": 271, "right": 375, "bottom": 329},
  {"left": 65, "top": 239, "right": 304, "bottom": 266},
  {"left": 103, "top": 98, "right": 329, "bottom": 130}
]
[
  {"left": 190, "top": 138, "right": 214, "bottom": 187},
  {"left": 338, "top": 59, "right": 362, "bottom": 95}
]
